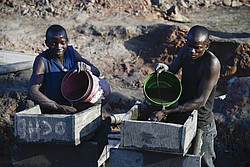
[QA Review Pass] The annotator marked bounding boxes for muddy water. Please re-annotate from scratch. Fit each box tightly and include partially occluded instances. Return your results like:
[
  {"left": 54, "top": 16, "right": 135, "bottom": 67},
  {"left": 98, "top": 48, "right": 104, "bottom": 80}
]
[{"left": 145, "top": 87, "right": 179, "bottom": 103}]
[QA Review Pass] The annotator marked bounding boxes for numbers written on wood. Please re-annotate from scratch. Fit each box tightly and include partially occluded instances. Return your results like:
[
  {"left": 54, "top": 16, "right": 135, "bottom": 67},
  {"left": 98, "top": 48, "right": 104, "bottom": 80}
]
[{"left": 17, "top": 118, "right": 66, "bottom": 141}]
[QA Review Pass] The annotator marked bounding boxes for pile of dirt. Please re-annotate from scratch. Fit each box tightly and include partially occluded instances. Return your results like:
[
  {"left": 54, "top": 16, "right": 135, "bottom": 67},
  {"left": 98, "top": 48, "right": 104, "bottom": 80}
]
[
  {"left": 0, "top": 0, "right": 153, "bottom": 19},
  {"left": 214, "top": 77, "right": 250, "bottom": 167},
  {"left": 214, "top": 77, "right": 250, "bottom": 125},
  {"left": 0, "top": 70, "right": 34, "bottom": 156},
  {"left": 1, "top": 0, "right": 249, "bottom": 20}
]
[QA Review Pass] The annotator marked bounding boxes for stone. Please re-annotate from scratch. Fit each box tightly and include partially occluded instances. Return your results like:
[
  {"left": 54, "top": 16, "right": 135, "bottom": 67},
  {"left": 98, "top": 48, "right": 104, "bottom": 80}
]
[
  {"left": 166, "top": 6, "right": 190, "bottom": 23},
  {"left": 223, "top": 0, "right": 232, "bottom": 6},
  {"left": 231, "top": 0, "right": 243, "bottom": 7}
]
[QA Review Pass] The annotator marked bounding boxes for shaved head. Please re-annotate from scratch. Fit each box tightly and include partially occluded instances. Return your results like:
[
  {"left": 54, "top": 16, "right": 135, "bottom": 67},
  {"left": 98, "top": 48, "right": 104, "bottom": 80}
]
[
  {"left": 46, "top": 24, "right": 68, "bottom": 40},
  {"left": 187, "top": 25, "right": 209, "bottom": 43},
  {"left": 45, "top": 25, "right": 68, "bottom": 58}
]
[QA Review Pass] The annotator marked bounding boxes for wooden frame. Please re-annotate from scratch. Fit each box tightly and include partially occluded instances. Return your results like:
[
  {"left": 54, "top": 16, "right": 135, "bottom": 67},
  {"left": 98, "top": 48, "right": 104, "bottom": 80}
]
[
  {"left": 14, "top": 104, "right": 102, "bottom": 146},
  {"left": 120, "top": 102, "right": 197, "bottom": 155}
]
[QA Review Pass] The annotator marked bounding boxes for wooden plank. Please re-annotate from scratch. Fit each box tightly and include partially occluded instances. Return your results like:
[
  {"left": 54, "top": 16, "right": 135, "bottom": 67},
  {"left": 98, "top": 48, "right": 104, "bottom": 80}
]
[
  {"left": 74, "top": 104, "right": 102, "bottom": 145},
  {"left": 14, "top": 113, "right": 74, "bottom": 143},
  {"left": 97, "top": 139, "right": 120, "bottom": 167},
  {"left": 0, "top": 61, "right": 34, "bottom": 74},
  {"left": 74, "top": 104, "right": 101, "bottom": 126},
  {"left": 121, "top": 120, "right": 182, "bottom": 153},
  {"left": 108, "top": 133, "right": 120, "bottom": 140},
  {"left": 182, "top": 110, "right": 198, "bottom": 154},
  {"left": 121, "top": 101, "right": 141, "bottom": 121},
  {"left": 104, "top": 102, "right": 141, "bottom": 125},
  {"left": 0, "top": 50, "right": 35, "bottom": 65},
  {"left": 15, "top": 105, "right": 41, "bottom": 114},
  {"left": 109, "top": 148, "right": 201, "bottom": 167}
]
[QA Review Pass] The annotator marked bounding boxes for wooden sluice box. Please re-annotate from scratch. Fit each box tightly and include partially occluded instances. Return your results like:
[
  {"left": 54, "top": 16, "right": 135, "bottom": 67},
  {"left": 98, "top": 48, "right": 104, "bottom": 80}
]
[
  {"left": 120, "top": 102, "right": 198, "bottom": 156},
  {"left": 14, "top": 103, "right": 102, "bottom": 146},
  {"left": 109, "top": 148, "right": 201, "bottom": 167}
]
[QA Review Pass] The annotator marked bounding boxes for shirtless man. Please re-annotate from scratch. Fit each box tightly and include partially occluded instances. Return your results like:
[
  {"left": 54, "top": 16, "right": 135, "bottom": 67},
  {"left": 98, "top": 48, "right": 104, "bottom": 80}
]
[
  {"left": 154, "top": 25, "right": 220, "bottom": 167},
  {"left": 28, "top": 24, "right": 100, "bottom": 114}
]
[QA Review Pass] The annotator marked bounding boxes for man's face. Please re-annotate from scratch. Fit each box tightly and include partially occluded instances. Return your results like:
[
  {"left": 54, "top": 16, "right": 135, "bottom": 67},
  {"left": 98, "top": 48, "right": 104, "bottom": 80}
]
[
  {"left": 186, "top": 38, "right": 208, "bottom": 60},
  {"left": 46, "top": 30, "right": 68, "bottom": 59}
]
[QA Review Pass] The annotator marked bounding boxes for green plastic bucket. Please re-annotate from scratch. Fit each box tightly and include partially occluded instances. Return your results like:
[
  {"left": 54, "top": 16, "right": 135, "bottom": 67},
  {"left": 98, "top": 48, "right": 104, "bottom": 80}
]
[{"left": 143, "top": 71, "right": 182, "bottom": 107}]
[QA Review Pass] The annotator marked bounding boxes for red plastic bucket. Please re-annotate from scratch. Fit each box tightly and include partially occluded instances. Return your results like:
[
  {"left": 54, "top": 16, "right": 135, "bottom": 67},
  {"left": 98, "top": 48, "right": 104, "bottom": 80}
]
[{"left": 61, "top": 70, "right": 111, "bottom": 105}]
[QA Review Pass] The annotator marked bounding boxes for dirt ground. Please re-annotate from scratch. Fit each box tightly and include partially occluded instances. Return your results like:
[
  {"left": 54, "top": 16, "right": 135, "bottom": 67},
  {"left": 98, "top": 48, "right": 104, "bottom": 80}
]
[{"left": 0, "top": 1, "right": 250, "bottom": 166}]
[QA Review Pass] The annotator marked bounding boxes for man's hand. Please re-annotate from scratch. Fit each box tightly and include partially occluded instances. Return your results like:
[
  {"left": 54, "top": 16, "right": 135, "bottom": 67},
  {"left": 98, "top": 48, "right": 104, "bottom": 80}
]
[
  {"left": 57, "top": 104, "right": 78, "bottom": 114},
  {"left": 149, "top": 109, "right": 172, "bottom": 122},
  {"left": 76, "top": 61, "right": 91, "bottom": 73},
  {"left": 149, "top": 111, "right": 166, "bottom": 122},
  {"left": 155, "top": 63, "right": 169, "bottom": 74}
]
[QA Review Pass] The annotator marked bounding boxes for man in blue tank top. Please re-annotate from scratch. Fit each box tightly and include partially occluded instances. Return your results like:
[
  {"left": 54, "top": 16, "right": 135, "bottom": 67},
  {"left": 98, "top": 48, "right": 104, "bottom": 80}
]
[
  {"left": 28, "top": 24, "right": 100, "bottom": 114},
  {"left": 154, "top": 25, "right": 221, "bottom": 167}
]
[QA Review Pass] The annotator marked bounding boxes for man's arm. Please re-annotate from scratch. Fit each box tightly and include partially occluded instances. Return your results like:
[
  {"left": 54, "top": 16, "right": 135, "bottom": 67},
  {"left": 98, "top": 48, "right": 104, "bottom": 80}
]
[
  {"left": 28, "top": 56, "right": 76, "bottom": 113},
  {"left": 156, "top": 54, "right": 220, "bottom": 121},
  {"left": 164, "top": 55, "right": 220, "bottom": 115},
  {"left": 74, "top": 50, "right": 100, "bottom": 77}
]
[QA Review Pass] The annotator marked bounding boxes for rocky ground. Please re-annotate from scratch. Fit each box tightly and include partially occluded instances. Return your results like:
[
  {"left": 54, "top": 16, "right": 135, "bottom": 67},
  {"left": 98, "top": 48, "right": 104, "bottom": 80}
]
[{"left": 0, "top": 0, "right": 250, "bottom": 166}]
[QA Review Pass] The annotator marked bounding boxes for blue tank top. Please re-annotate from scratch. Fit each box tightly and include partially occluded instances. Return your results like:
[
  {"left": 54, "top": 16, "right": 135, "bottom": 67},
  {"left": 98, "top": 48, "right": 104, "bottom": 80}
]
[{"left": 39, "top": 45, "right": 77, "bottom": 105}]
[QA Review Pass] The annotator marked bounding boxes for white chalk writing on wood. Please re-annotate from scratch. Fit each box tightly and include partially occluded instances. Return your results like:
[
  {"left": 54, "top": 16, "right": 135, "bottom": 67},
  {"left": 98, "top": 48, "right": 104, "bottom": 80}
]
[
  {"left": 28, "top": 119, "right": 40, "bottom": 140},
  {"left": 18, "top": 118, "right": 66, "bottom": 141},
  {"left": 55, "top": 121, "right": 66, "bottom": 135},
  {"left": 41, "top": 120, "right": 52, "bottom": 135}
]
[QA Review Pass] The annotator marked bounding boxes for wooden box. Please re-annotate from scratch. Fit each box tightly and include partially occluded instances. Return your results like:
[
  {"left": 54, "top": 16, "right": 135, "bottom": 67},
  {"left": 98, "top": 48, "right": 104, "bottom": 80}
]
[
  {"left": 12, "top": 119, "right": 113, "bottom": 167},
  {"left": 14, "top": 104, "right": 102, "bottom": 146},
  {"left": 109, "top": 148, "right": 201, "bottom": 167},
  {"left": 120, "top": 102, "right": 197, "bottom": 155}
]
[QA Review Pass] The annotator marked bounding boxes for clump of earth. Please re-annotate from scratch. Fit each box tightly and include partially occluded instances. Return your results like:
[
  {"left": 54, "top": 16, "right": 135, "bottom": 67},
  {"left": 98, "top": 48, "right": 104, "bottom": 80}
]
[{"left": 0, "top": 0, "right": 249, "bottom": 166}]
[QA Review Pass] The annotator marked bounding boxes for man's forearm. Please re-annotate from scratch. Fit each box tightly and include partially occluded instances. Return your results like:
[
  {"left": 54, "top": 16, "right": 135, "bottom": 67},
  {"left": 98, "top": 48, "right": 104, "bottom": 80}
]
[
  {"left": 29, "top": 89, "right": 58, "bottom": 111},
  {"left": 163, "top": 100, "right": 202, "bottom": 114}
]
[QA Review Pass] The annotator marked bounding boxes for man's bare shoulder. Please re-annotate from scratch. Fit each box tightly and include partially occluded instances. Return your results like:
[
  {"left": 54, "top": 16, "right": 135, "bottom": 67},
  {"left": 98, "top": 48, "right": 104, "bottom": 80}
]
[
  {"left": 32, "top": 55, "right": 45, "bottom": 74},
  {"left": 206, "top": 50, "right": 221, "bottom": 67},
  {"left": 204, "top": 50, "right": 221, "bottom": 81}
]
